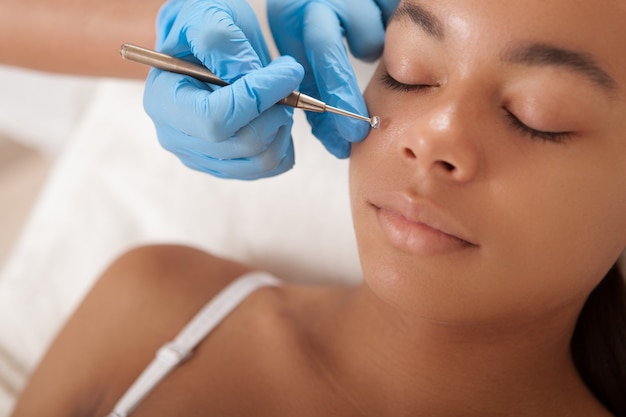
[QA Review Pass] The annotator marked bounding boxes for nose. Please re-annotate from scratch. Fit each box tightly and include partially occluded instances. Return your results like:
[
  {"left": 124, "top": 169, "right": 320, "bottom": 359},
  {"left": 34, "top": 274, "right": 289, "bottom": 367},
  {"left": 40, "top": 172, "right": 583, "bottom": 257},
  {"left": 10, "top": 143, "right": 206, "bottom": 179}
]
[{"left": 398, "top": 99, "right": 482, "bottom": 184}]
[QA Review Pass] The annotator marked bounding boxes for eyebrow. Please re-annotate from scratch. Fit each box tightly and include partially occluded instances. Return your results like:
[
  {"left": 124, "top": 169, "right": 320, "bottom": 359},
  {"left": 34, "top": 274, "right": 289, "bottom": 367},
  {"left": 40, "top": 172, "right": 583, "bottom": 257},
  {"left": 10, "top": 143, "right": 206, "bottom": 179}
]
[
  {"left": 502, "top": 43, "right": 619, "bottom": 95},
  {"left": 390, "top": 1, "right": 444, "bottom": 40},
  {"left": 389, "top": 1, "right": 620, "bottom": 97}
]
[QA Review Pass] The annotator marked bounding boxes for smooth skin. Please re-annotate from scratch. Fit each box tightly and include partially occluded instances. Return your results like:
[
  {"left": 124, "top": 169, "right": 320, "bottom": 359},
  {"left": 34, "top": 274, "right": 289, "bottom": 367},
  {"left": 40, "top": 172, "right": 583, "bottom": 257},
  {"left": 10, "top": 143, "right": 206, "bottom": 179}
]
[
  {"left": 10, "top": 0, "right": 626, "bottom": 415},
  {"left": 0, "top": 0, "right": 162, "bottom": 78}
]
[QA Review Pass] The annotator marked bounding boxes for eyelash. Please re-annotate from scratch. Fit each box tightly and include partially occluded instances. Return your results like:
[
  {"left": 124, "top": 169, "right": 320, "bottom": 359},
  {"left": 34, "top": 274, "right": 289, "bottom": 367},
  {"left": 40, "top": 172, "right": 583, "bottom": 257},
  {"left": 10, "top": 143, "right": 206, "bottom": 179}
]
[
  {"left": 381, "top": 71, "right": 572, "bottom": 143},
  {"left": 380, "top": 72, "right": 431, "bottom": 93},
  {"left": 504, "top": 111, "right": 572, "bottom": 143}
]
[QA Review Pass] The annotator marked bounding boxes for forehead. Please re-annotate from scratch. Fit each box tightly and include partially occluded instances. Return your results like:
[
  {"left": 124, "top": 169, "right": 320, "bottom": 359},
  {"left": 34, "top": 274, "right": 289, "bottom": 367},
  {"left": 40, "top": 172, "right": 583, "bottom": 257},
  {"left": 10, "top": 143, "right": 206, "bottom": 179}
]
[{"left": 391, "top": 0, "right": 626, "bottom": 95}]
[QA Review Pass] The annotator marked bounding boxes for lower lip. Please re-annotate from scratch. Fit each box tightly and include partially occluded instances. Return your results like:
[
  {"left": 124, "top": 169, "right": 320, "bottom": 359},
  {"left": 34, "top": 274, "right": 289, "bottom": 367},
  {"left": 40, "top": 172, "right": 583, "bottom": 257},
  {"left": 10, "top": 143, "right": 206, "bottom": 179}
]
[{"left": 374, "top": 206, "right": 472, "bottom": 255}]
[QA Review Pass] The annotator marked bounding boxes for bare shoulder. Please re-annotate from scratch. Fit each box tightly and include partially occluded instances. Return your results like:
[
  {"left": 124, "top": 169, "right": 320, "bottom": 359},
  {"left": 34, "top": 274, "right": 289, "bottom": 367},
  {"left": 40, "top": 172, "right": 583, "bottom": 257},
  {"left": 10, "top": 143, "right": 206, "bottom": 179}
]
[
  {"left": 10, "top": 244, "right": 253, "bottom": 417},
  {"left": 123, "top": 267, "right": 357, "bottom": 416},
  {"left": 12, "top": 244, "right": 356, "bottom": 417}
]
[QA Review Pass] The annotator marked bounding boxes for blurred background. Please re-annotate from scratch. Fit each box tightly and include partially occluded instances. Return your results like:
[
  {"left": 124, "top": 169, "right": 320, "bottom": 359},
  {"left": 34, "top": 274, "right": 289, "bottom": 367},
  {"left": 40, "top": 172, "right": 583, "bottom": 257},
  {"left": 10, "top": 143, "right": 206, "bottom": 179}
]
[
  {"left": 0, "top": 130, "right": 51, "bottom": 266},
  {"left": 0, "top": 66, "right": 96, "bottom": 268}
]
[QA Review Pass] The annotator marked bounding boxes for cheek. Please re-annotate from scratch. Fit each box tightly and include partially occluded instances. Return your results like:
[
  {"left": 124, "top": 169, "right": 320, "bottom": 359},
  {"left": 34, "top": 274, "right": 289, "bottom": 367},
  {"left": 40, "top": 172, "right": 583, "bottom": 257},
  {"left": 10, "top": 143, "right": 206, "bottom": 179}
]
[
  {"left": 351, "top": 75, "right": 398, "bottom": 185},
  {"left": 563, "top": 173, "right": 626, "bottom": 268},
  {"left": 486, "top": 152, "right": 626, "bottom": 304},
  {"left": 363, "top": 67, "right": 405, "bottom": 133}
]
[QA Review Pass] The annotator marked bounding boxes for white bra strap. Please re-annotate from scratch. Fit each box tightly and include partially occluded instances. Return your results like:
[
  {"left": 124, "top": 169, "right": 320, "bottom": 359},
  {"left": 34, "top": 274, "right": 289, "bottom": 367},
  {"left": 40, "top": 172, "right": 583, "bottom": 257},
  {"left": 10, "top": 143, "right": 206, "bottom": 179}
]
[{"left": 106, "top": 271, "right": 280, "bottom": 417}]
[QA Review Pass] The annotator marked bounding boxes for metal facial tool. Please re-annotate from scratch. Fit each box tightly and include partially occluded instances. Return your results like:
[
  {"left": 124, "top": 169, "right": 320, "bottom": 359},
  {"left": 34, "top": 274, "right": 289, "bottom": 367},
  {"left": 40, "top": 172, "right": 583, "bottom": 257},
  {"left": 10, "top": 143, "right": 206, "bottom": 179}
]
[{"left": 120, "top": 43, "right": 380, "bottom": 129}]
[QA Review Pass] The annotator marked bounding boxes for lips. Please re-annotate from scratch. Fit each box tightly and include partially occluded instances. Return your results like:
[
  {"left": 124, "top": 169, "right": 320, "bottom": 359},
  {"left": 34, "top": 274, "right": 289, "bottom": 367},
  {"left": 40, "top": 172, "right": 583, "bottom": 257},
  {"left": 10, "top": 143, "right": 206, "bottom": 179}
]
[{"left": 368, "top": 192, "right": 478, "bottom": 255}]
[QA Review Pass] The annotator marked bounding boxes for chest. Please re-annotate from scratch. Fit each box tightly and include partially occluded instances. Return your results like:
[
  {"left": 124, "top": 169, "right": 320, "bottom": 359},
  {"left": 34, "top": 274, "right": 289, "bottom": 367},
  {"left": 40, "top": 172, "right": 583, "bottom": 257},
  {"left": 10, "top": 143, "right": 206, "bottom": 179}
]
[
  {"left": 111, "top": 344, "right": 350, "bottom": 417},
  {"left": 92, "top": 311, "right": 357, "bottom": 417}
]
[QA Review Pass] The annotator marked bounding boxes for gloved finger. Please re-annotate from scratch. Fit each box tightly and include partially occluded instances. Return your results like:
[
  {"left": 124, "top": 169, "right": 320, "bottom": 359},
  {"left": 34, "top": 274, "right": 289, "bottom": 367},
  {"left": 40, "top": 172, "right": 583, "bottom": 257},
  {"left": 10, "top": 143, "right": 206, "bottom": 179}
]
[
  {"left": 304, "top": 111, "right": 352, "bottom": 159},
  {"left": 187, "top": 1, "right": 272, "bottom": 78},
  {"left": 154, "top": 105, "right": 292, "bottom": 161},
  {"left": 161, "top": 0, "right": 272, "bottom": 78},
  {"left": 144, "top": 56, "right": 304, "bottom": 143},
  {"left": 155, "top": 0, "right": 185, "bottom": 49},
  {"left": 301, "top": 3, "right": 370, "bottom": 144},
  {"left": 335, "top": 2, "right": 386, "bottom": 62},
  {"left": 267, "top": 0, "right": 314, "bottom": 81},
  {"left": 373, "top": 0, "right": 401, "bottom": 24},
  {"left": 176, "top": 125, "right": 295, "bottom": 180}
]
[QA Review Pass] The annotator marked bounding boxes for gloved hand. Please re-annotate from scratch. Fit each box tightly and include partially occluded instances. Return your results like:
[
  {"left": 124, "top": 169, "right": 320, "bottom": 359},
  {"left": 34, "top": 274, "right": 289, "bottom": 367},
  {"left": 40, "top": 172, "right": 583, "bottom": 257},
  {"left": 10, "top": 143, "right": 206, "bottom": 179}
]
[
  {"left": 144, "top": 0, "right": 305, "bottom": 179},
  {"left": 268, "top": 0, "right": 400, "bottom": 158}
]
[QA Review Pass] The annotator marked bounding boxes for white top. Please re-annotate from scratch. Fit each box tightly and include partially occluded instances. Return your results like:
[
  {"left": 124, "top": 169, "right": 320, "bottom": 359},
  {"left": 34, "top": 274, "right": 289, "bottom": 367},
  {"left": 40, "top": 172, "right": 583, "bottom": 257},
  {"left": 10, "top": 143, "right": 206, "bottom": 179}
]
[{"left": 106, "top": 271, "right": 281, "bottom": 417}]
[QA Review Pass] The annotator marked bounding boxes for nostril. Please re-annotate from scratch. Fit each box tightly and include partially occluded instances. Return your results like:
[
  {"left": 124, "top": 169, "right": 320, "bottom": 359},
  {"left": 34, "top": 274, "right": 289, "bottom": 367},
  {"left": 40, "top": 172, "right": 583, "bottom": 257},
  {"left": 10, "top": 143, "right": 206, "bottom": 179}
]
[
  {"left": 440, "top": 161, "right": 455, "bottom": 171},
  {"left": 403, "top": 147, "right": 417, "bottom": 159}
]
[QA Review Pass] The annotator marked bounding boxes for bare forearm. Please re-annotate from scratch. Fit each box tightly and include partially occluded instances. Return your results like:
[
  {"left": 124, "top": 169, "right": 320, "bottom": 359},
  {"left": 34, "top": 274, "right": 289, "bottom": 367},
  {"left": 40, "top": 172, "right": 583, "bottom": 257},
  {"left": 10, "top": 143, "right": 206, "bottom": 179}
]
[{"left": 0, "top": 0, "right": 163, "bottom": 78}]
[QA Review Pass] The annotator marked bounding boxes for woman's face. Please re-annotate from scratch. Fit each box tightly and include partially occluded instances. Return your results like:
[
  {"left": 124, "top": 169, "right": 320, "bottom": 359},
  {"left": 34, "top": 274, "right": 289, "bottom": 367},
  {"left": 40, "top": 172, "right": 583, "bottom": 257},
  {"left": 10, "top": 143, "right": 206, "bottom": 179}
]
[{"left": 350, "top": 0, "right": 626, "bottom": 322}]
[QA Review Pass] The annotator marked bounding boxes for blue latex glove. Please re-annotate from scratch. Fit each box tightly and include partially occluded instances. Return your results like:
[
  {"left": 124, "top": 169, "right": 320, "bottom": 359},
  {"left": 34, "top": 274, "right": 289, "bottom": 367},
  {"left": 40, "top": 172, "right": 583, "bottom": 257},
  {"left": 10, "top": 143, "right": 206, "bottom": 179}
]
[
  {"left": 267, "top": 0, "right": 399, "bottom": 158},
  {"left": 144, "top": 0, "right": 305, "bottom": 179}
]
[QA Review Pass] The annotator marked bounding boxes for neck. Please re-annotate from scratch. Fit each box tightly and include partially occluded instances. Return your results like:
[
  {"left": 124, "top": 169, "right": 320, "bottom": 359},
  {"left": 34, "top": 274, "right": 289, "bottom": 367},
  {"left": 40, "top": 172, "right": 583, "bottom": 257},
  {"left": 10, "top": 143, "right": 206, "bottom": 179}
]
[{"left": 317, "top": 283, "right": 601, "bottom": 417}]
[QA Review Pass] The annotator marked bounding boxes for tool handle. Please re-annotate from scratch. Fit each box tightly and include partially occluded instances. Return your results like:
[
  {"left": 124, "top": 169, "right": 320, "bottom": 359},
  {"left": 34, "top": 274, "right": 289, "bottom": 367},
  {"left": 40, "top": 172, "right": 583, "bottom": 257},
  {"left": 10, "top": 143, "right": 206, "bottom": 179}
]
[
  {"left": 120, "top": 43, "right": 322, "bottom": 111},
  {"left": 121, "top": 43, "right": 228, "bottom": 87}
]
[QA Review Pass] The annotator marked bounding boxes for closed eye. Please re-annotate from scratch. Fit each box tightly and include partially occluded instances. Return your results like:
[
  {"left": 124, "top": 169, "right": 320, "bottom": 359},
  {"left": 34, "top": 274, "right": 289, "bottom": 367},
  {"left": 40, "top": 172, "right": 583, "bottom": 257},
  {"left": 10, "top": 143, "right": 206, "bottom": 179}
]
[
  {"left": 380, "top": 70, "right": 572, "bottom": 144},
  {"left": 380, "top": 71, "right": 431, "bottom": 93},
  {"left": 504, "top": 110, "right": 572, "bottom": 143}
]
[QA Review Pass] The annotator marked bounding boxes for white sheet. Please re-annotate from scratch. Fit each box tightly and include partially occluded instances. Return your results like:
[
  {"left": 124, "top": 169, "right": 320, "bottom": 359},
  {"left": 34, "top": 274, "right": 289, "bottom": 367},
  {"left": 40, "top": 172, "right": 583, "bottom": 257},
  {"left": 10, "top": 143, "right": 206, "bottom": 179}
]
[{"left": 0, "top": 65, "right": 97, "bottom": 156}]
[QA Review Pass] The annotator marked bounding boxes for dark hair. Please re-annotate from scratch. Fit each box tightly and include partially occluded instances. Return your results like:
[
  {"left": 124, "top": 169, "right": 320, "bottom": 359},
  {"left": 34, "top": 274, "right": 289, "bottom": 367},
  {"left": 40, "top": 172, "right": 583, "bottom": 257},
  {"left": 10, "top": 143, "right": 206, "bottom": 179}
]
[{"left": 571, "top": 262, "right": 626, "bottom": 416}]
